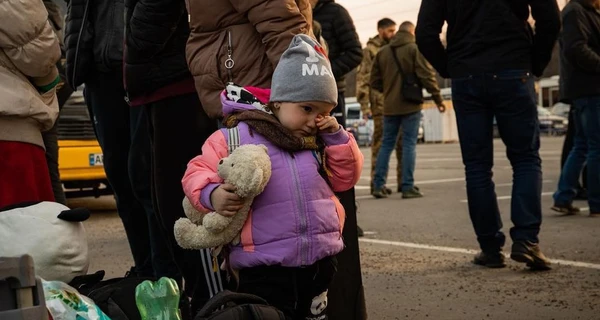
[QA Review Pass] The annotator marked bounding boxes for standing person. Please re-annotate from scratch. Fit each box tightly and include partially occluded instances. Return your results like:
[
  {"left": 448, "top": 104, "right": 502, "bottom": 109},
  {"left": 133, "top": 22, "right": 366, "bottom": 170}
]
[
  {"left": 370, "top": 22, "right": 445, "bottom": 200},
  {"left": 356, "top": 18, "right": 400, "bottom": 195},
  {"left": 65, "top": 0, "right": 178, "bottom": 288},
  {"left": 185, "top": 0, "right": 312, "bottom": 119},
  {"left": 311, "top": 0, "right": 363, "bottom": 125},
  {"left": 311, "top": 2, "right": 366, "bottom": 319},
  {"left": 42, "top": 0, "right": 72, "bottom": 205},
  {"left": 559, "top": 106, "right": 588, "bottom": 201},
  {"left": 182, "top": 35, "right": 363, "bottom": 320},
  {"left": 122, "top": 0, "right": 224, "bottom": 314},
  {"left": 416, "top": 0, "right": 560, "bottom": 270},
  {"left": 552, "top": 0, "right": 600, "bottom": 217},
  {"left": 0, "top": 0, "right": 60, "bottom": 208}
]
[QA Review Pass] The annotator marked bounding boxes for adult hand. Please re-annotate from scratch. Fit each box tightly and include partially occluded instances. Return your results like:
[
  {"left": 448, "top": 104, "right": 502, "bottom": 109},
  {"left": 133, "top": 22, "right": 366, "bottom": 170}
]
[
  {"left": 210, "top": 183, "right": 244, "bottom": 217},
  {"left": 437, "top": 103, "right": 446, "bottom": 113}
]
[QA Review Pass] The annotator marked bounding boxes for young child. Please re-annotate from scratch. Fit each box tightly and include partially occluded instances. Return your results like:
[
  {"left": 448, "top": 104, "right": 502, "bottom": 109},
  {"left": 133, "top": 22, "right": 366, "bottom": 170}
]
[{"left": 182, "top": 34, "right": 363, "bottom": 319}]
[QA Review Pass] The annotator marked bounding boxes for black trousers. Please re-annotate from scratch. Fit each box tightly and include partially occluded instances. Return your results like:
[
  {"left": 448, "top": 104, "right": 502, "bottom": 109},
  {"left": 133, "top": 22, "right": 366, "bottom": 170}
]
[
  {"left": 561, "top": 107, "right": 587, "bottom": 190},
  {"left": 238, "top": 257, "right": 337, "bottom": 320},
  {"left": 145, "top": 93, "right": 226, "bottom": 313}
]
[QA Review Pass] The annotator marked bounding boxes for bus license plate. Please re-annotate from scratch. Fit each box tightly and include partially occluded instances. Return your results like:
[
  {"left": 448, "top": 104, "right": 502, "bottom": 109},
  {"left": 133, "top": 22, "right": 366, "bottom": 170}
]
[{"left": 89, "top": 153, "right": 104, "bottom": 166}]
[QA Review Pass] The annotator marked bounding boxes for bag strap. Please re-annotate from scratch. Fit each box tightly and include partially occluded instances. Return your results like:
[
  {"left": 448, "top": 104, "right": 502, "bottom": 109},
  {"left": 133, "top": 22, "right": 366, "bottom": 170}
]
[
  {"left": 195, "top": 290, "right": 269, "bottom": 317},
  {"left": 227, "top": 126, "right": 240, "bottom": 154},
  {"left": 388, "top": 46, "right": 407, "bottom": 79}
]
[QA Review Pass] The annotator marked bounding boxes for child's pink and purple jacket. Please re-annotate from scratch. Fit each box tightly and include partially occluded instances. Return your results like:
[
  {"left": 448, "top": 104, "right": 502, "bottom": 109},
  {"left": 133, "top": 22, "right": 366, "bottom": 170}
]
[{"left": 182, "top": 90, "right": 364, "bottom": 270}]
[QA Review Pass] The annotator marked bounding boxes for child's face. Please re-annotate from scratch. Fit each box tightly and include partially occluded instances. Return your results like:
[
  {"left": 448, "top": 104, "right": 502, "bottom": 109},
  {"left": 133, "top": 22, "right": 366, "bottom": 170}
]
[{"left": 273, "top": 101, "right": 336, "bottom": 137}]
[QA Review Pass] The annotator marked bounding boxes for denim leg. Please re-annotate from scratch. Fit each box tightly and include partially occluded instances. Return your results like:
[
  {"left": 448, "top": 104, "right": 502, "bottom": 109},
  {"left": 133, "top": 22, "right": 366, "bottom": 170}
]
[
  {"left": 452, "top": 76, "right": 505, "bottom": 252},
  {"left": 373, "top": 116, "right": 402, "bottom": 190},
  {"left": 128, "top": 106, "right": 179, "bottom": 279},
  {"left": 490, "top": 70, "right": 542, "bottom": 244},
  {"left": 83, "top": 71, "right": 153, "bottom": 275},
  {"left": 579, "top": 96, "right": 600, "bottom": 212},
  {"left": 399, "top": 111, "right": 421, "bottom": 191},
  {"left": 554, "top": 103, "right": 588, "bottom": 206}
]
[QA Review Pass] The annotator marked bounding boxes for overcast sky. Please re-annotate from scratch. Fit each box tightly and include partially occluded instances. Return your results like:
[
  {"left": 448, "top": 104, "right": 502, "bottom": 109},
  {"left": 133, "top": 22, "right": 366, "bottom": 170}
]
[{"left": 338, "top": 0, "right": 568, "bottom": 46}]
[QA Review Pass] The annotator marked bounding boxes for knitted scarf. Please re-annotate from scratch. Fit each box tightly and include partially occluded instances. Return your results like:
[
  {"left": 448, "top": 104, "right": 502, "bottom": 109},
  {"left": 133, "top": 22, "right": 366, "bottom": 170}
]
[{"left": 224, "top": 109, "right": 319, "bottom": 151}]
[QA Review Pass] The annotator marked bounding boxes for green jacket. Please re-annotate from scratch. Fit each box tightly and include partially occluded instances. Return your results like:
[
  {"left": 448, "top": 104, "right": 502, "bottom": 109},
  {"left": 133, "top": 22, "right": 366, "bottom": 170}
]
[
  {"left": 356, "top": 35, "right": 387, "bottom": 116},
  {"left": 370, "top": 31, "right": 442, "bottom": 116}
]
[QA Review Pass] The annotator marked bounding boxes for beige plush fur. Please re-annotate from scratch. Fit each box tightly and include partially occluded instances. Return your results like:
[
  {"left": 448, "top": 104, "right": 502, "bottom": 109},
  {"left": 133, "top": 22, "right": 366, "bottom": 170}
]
[{"left": 174, "top": 144, "right": 271, "bottom": 250}]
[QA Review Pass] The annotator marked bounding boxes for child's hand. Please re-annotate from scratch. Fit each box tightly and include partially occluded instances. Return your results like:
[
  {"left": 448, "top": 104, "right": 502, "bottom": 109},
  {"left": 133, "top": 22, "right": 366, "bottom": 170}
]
[
  {"left": 210, "top": 184, "right": 244, "bottom": 217},
  {"left": 316, "top": 115, "right": 340, "bottom": 134}
]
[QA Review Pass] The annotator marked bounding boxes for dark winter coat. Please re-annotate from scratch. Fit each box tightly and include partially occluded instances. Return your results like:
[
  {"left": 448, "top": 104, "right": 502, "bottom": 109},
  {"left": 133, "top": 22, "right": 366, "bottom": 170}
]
[
  {"left": 312, "top": 0, "right": 363, "bottom": 93},
  {"left": 123, "top": 0, "right": 192, "bottom": 99},
  {"left": 415, "top": 0, "right": 561, "bottom": 78},
  {"left": 559, "top": 0, "right": 600, "bottom": 102},
  {"left": 64, "top": 0, "right": 124, "bottom": 89}
]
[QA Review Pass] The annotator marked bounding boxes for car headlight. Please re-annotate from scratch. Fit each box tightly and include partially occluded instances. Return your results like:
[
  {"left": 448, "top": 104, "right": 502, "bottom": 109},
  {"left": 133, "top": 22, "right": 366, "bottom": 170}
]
[
  {"left": 563, "top": 119, "right": 569, "bottom": 125},
  {"left": 540, "top": 120, "right": 552, "bottom": 126}
]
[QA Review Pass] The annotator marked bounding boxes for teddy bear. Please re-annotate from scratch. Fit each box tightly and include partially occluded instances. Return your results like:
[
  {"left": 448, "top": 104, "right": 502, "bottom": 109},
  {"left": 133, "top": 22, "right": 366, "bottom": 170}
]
[
  {"left": 0, "top": 201, "right": 90, "bottom": 283},
  {"left": 174, "top": 144, "right": 271, "bottom": 250}
]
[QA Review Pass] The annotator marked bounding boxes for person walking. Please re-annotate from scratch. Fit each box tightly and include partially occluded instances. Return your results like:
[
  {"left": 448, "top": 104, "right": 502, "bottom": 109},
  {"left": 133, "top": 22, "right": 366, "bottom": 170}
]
[
  {"left": 416, "top": 0, "right": 560, "bottom": 270},
  {"left": 552, "top": 0, "right": 600, "bottom": 217},
  {"left": 356, "top": 18, "right": 401, "bottom": 195},
  {"left": 370, "top": 21, "right": 445, "bottom": 200}
]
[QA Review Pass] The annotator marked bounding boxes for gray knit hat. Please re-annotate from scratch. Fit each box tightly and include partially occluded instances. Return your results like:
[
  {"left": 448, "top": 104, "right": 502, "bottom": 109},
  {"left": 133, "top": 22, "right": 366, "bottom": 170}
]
[{"left": 270, "top": 34, "right": 338, "bottom": 106}]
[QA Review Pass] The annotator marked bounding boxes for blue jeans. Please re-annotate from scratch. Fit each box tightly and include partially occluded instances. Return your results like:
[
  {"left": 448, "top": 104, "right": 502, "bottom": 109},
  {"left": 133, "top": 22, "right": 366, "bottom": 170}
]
[
  {"left": 373, "top": 111, "right": 421, "bottom": 192},
  {"left": 452, "top": 70, "right": 542, "bottom": 253},
  {"left": 554, "top": 96, "right": 600, "bottom": 212},
  {"left": 84, "top": 71, "right": 179, "bottom": 278}
]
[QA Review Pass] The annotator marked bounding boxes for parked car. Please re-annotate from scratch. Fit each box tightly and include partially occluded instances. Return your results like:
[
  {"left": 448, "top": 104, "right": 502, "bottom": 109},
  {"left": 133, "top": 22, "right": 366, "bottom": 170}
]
[
  {"left": 344, "top": 97, "right": 424, "bottom": 146},
  {"left": 551, "top": 102, "right": 570, "bottom": 118},
  {"left": 493, "top": 107, "right": 568, "bottom": 137}
]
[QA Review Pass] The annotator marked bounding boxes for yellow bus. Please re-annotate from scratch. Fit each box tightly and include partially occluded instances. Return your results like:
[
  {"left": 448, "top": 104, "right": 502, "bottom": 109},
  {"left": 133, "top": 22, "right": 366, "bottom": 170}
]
[{"left": 57, "top": 90, "right": 111, "bottom": 198}]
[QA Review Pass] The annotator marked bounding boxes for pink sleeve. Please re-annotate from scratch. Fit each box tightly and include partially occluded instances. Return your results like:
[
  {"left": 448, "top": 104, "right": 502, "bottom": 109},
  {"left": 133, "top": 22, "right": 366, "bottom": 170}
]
[
  {"left": 181, "top": 130, "right": 228, "bottom": 213},
  {"left": 322, "top": 129, "right": 364, "bottom": 192}
]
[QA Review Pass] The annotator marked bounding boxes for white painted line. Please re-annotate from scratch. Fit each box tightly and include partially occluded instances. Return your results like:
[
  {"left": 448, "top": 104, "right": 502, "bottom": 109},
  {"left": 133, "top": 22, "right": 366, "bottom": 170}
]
[
  {"left": 495, "top": 180, "right": 553, "bottom": 187},
  {"left": 359, "top": 238, "right": 600, "bottom": 270},
  {"left": 460, "top": 192, "right": 554, "bottom": 203}
]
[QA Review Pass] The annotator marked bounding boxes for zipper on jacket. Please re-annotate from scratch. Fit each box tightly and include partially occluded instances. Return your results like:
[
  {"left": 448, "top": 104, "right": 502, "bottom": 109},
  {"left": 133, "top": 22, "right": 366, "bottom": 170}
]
[
  {"left": 71, "top": 0, "right": 91, "bottom": 87},
  {"left": 286, "top": 154, "right": 309, "bottom": 266},
  {"left": 225, "top": 30, "right": 235, "bottom": 84}
]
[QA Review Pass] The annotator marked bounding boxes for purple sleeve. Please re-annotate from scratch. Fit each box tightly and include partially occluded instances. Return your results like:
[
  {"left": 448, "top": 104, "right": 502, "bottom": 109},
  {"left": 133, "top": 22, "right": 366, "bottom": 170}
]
[
  {"left": 319, "top": 125, "right": 350, "bottom": 146},
  {"left": 200, "top": 183, "right": 220, "bottom": 211}
]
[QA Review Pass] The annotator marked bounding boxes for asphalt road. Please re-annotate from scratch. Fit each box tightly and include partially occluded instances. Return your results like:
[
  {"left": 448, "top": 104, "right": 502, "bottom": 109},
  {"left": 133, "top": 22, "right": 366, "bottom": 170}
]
[{"left": 69, "top": 136, "right": 599, "bottom": 320}]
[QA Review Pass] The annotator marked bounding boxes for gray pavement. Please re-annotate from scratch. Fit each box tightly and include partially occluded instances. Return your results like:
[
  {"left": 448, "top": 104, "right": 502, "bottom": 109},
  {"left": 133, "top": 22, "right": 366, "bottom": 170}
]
[{"left": 71, "top": 136, "right": 599, "bottom": 320}]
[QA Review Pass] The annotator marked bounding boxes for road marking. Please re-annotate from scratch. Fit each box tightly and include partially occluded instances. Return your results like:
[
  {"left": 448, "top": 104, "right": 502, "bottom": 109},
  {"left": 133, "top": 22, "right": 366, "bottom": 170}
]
[
  {"left": 359, "top": 238, "right": 600, "bottom": 270},
  {"left": 460, "top": 192, "right": 554, "bottom": 203}
]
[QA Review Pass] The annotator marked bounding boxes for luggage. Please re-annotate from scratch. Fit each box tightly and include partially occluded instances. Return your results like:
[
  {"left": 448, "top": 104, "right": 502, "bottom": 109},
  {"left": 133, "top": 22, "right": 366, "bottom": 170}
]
[
  {"left": 194, "top": 290, "right": 285, "bottom": 320},
  {"left": 0, "top": 255, "right": 48, "bottom": 320}
]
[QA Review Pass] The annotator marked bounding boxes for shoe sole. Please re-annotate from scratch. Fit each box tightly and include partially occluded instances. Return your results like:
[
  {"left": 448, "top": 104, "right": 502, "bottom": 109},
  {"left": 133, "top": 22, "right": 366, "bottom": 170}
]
[
  {"left": 510, "top": 252, "right": 552, "bottom": 271},
  {"left": 402, "top": 195, "right": 423, "bottom": 199},
  {"left": 473, "top": 260, "right": 506, "bottom": 268},
  {"left": 550, "top": 206, "right": 579, "bottom": 215}
]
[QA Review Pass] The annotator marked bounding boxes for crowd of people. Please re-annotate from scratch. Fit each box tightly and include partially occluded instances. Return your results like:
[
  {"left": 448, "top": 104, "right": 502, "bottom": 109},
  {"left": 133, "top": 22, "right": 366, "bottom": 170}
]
[{"left": 1, "top": 0, "right": 598, "bottom": 319}]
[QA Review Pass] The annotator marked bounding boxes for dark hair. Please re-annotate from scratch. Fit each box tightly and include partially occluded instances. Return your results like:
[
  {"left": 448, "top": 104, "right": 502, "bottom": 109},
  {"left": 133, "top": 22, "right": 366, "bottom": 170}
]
[
  {"left": 399, "top": 21, "right": 415, "bottom": 32},
  {"left": 377, "top": 18, "right": 396, "bottom": 30}
]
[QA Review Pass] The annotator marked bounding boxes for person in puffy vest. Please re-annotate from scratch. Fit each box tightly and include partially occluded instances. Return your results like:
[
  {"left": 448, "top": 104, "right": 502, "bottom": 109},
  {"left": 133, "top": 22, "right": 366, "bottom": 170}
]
[
  {"left": 182, "top": 35, "right": 363, "bottom": 320},
  {"left": 0, "top": 0, "right": 61, "bottom": 207}
]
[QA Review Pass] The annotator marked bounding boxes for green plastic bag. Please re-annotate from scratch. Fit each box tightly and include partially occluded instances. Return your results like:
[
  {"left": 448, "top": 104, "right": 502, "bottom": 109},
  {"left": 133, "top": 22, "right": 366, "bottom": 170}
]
[{"left": 135, "top": 277, "right": 181, "bottom": 320}]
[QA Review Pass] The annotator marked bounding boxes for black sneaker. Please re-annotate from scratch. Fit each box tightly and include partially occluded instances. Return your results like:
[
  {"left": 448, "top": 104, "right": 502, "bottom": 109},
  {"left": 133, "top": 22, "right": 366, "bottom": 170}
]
[
  {"left": 510, "top": 241, "right": 552, "bottom": 271},
  {"left": 382, "top": 186, "right": 393, "bottom": 195},
  {"left": 357, "top": 225, "right": 364, "bottom": 237},
  {"left": 402, "top": 187, "right": 423, "bottom": 199},
  {"left": 473, "top": 251, "right": 506, "bottom": 268},
  {"left": 551, "top": 203, "right": 580, "bottom": 215},
  {"left": 398, "top": 185, "right": 418, "bottom": 193},
  {"left": 372, "top": 189, "right": 388, "bottom": 199}
]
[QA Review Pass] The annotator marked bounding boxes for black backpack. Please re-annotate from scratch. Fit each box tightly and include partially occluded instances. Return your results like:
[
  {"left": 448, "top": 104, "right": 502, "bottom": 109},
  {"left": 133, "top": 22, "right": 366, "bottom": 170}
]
[
  {"left": 194, "top": 291, "right": 285, "bottom": 320},
  {"left": 69, "top": 270, "right": 155, "bottom": 320}
]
